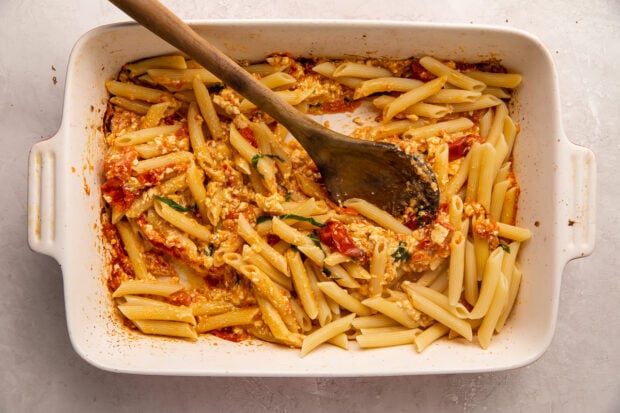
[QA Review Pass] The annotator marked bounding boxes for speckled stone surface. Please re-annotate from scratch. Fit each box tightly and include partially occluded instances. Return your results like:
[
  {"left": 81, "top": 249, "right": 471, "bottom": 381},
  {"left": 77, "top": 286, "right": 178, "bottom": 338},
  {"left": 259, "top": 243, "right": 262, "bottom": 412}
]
[{"left": 1, "top": 0, "right": 618, "bottom": 411}]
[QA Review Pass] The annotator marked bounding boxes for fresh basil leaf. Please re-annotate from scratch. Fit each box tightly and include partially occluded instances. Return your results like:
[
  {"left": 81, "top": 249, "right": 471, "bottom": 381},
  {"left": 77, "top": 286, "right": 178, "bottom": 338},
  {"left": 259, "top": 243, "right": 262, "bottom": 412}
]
[
  {"left": 204, "top": 244, "right": 215, "bottom": 256},
  {"left": 155, "top": 195, "right": 196, "bottom": 212},
  {"left": 307, "top": 233, "right": 327, "bottom": 257},
  {"left": 278, "top": 184, "right": 291, "bottom": 201},
  {"left": 307, "top": 233, "right": 321, "bottom": 247},
  {"left": 251, "top": 153, "right": 285, "bottom": 170},
  {"left": 279, "top": 214, "right": 325, "bottom": 227},
  {"left": 499, "top": 243, "right": 511, "bottom": 253},
  {"left": 256, "top": 215, "right": 273, "bottom": 224},
  {"left": 390, "top": 241, "right": 410, "bottom": 263}
]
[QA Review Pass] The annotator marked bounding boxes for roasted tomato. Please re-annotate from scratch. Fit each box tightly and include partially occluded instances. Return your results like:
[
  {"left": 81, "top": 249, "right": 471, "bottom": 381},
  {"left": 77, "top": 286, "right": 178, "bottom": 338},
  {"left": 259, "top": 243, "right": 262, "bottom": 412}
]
[{"left": 317, "top": 220, "right": 365, "bottom": 259}]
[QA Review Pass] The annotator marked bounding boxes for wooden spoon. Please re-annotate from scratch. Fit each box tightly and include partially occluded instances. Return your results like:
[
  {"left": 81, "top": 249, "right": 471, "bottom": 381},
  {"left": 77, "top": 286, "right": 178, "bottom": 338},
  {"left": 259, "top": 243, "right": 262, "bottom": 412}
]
[{"left": 109, "top": 0, "right": 439, "bottom": 218}]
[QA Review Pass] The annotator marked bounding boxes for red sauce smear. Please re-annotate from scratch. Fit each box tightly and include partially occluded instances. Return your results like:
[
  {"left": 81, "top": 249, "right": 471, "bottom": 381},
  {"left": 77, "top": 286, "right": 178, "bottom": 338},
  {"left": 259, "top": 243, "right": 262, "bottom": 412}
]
[
  {"left": 102, "top": 221, "right": 134, "bottom": 291},
  {"left": 166, "top": 290, "right": 194, "bottom": 307},
  {"left": 409, "top": 61, "right": 436, "bottom": 81},
  {"left": 101, "top": 177, "right": 138, "bottom": 211},
  {"left": 239, "top": 126, "right": 258, "bottom": 148},
  {"left": 211, "top": 328, "right": 249, "bottom": 343},
  {"left": 103, "top": 146, "right": 136, "bottom": 181}
]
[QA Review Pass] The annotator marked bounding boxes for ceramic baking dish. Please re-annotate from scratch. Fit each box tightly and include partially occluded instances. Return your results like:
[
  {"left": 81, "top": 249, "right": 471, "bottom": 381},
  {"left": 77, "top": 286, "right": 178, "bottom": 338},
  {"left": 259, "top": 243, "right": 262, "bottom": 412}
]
[{"left": 27, "top": 20, "right": 596, "bottom": 376}]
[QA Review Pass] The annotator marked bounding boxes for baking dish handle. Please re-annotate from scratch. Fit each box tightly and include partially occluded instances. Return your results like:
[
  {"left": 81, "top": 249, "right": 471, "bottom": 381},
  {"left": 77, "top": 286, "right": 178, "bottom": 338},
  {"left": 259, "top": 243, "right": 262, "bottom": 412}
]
[
  {"left": 28, "top": 132, "right": 62, "bottom": 261},
  {"left": 562, "top": 141, "right": 596, "bottom": 261}
]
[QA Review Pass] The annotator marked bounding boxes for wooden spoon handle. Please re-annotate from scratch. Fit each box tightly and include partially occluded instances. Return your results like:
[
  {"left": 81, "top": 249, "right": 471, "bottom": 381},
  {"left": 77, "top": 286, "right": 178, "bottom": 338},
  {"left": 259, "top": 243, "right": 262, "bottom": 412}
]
[{"left": 109, "top": 0, "right": 316, "bottom": 140}]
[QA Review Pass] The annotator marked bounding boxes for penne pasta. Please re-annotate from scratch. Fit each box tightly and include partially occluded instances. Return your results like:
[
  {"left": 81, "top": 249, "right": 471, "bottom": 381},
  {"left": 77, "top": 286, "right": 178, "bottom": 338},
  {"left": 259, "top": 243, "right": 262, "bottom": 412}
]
[
  {"left": 448, "top": 231, "right": 466, "bottom": 306},
  {"left": 112, "top": 280, "right": 183, "bottom": 298},
  {"left": 495, "top": 264, "right": 523, "bottom": 332},
  {"left": 425, "top": 88, "right": 481, "bottom": 104},
  {"left": 354, "top": 77, "right": 423, "bottom": 99},
  {"left": 300, "top": 313, "right": 356, "bottom": 357},
  {"left": 133, "top": 320, "right": 197, "bottom": 340},
  {"left": 106, "top": 79, "right": 174, "bottom": 103},
  {"left": 477, "top": 272, "right": 509, "bottom": 349},
  {"left": 101, "top": 53, "right": 529, "bottom": 353},
  {"left": 497, "top": 223, "right": 532, "bottom": 242},
  {"left": 287, "top": 249, "right": 319, "bottom": 320},
  {"left": 192, "top": 77, "right": 224, "bottom": 140},
  {"left": 115, "top": 124, "right": 182, "bottom": 147},
  {"left": 311, "top": 61, "right": 363, "bottom": 89},
  {"left": 402, "top": 282, "right": 470, "bottom": 319},
  {"left": 368, "top": 238, "right": 388, "bottom": 296},
  {"left": 196, "top": 307, "right": 259, "bottom": 333},
  {"left": 343, "top": 198, "right": 412, "bottom": 235},
  {"left": 463, "top": 239, "right": 479, "bottom": 306},
  {"left": 402, "top": 117, "right": 474, "bottom": 141},
  {"left": 413, "top": 323, "right": 450, "bottom": 353},
  {"left": 467, "top": 71, "right": 523, "bottom": 88},
  {"left": 362, "top": 297, "right": 419, "bottom": 329},
  {"left": 115, "top": 220, "right": 150, "bottom": 280},
  {"left": 418, "top": 56, "right": 486, "bottom": 92},
  {"left": 125, "top": 55, "right": 187, "bottom": 77},
  {"left": 383, "top": 76, "right": 447, "bottom": 122},
  {"left": 255, "top": 295, "right": 304, "bottom": 348},
  {"left": 237, "top": 214, "right": 288, "bottom": 275},
  {"left": 259, "top": 71, "right": 297, "bottom": 90},
  {"left": 132, "top": 151, "right": 193, "bottom": 174},
  {"left": 469, "top": 247, "right": 504, "bottom": 319},
  {"left": 356, "top": 329, "right": 421, "bottom": 349},
  {"left": 317, "top": 281, "right": 373, "bottom": 316},
  {"left": 118, "top": 304, "right": 196, "bottom": 325},
  {"left": 187, "top": 101, "right": 207, "bottom": 150},
  {"left": 450, "top": 94, "right": 502, "bottom": 113},
  {"left": 332, "top": 62, "right": 392, "bottom": 79},
  {"left": 154, "top": 198, "right": 211, "bottom": 241},
  {"left": 147, "top": 68, "right": 220, "bottom": 87},
  {"left": 405, "top": 289, "right": 472, "bottom": 341},
  {"left": 351, "top": 314, "right": 400, "bottom": 329}
]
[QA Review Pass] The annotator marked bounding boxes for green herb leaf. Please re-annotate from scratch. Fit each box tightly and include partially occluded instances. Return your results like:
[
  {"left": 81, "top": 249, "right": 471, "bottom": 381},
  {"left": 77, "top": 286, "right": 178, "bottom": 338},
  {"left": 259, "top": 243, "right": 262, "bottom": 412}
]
[
  {"left": 307, "top": 233, "right": 321, "bottom": 247},
  {"left": 279, "top": 214, "right": 326, "bottom": 227},
  {"left": 251, "top": 153, "right": 285, "bottom": 170},
  {"left": 499, "top": 243, "right": 511, "bottom": 253},
  {"left": 390, "top": 241, "right": 411, "bottom": 263},
  {"left": 322, "top": 267, "right": 332, "bottom": 276},
  {"left": 278, "top": 184, "right": 291, "bottom": 201},
  {"left": 204, "top": 244, "right": 215, "bottom": 256},
  {"left": 209, "top": 83, "right": 225, "bottom": 93},
  {"left": 307, "top": 233, "right": 327, "bottom": 257},
  {"left": 155, "top": 195, "right": 196, "bottom": 212},
  {"left": 256, "top": 215, "right": 273, "bottom": 224}
]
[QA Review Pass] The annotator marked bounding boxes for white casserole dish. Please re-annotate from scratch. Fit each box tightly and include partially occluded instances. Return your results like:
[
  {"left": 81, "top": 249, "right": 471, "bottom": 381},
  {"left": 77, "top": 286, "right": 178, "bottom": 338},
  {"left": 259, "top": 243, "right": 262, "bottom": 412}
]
[{"left": 28, "top": 20, "right": 596, "bottom": 376}]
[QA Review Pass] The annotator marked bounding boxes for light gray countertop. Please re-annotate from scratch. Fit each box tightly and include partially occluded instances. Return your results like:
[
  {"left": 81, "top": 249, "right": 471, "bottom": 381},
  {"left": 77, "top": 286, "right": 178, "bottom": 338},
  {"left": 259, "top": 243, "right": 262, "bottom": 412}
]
[{"left": 1, "top": 0, "right": 618, "bottom": 411}]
